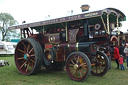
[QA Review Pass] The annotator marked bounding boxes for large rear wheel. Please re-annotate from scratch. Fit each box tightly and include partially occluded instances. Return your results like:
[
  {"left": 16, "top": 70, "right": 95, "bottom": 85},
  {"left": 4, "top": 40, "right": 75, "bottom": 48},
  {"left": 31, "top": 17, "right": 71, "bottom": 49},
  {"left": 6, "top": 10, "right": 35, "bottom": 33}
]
[
  {"left": 66, "top": 52, "right": 91, "bottom": 81},
  {"left": 15, "top": 38, "right": 43, "bottom": 75}
]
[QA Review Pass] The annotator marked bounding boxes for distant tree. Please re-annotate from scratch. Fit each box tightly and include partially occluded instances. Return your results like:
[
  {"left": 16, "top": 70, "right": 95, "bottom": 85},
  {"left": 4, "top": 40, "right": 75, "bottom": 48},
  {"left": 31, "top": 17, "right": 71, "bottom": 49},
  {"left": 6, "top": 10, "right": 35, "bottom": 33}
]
[
  {"left": 0, "top": 13, "right": 19, "bottom": 41},
  {"left": 4, "top": 29, "right": 20, "bottom": 41}
]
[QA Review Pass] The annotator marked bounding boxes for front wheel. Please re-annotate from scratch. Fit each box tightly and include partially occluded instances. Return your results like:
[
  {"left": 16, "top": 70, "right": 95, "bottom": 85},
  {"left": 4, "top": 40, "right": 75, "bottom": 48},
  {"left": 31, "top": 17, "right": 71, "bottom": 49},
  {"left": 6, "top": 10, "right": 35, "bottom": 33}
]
[{"left": 66, "top": 52, "right": 91, "bottom": 81}]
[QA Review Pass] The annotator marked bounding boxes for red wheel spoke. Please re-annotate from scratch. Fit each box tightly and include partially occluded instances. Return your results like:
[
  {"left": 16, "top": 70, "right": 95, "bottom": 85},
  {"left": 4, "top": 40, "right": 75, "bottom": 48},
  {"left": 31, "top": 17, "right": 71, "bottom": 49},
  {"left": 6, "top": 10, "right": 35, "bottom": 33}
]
[
  {"left": 79, "top": 69, "right": 83, "bottom": 77},
  {"left": 30, "top": 59, "right": 35, "bottom": 63},
  {"left": 72, "top": 70, "right": 78, "bottom": 78},
  {"left": 27, "top": 43, "right": 30, "bottom": 53},
  {"left": 75, "top": 56, "right": 79, "bottom": 64},
  {"left": 79, "top": 69, "right": 84, "bottom": 75},
  {"left": 79, "top": 57, "right": 83, "bottom": 63},
  {"left": 71, "top": 60, "right": 75, "bottom": 65},
  {"left": 26, "top": 63, "right": 29, "bottom": 72},
  {"left": 77, "top": 56, "right": 79, "bottom": 64},
  {"left": 70, "top": 67, "right": 75, "bottom": 71},
  {"left": 17, "top": 57, "right": 24, "bottom": 60},
  {"left": 72, "top": 70, "right": 77, "bottom": 75},
  {"left": 79, "top": 63, "right": 87, "bottom": 67},
  {"left": 18, "top": 49, "right": 26, "bottom": 54},
  {"left": 69, "top": 64, "right": 74, "bottom": 67},
  {"left": 22, "top": 42, "right": 27, "bottom": 52},
  {"left": 29, "top": 48, "right": 34, "bottom": 54},
  {"left": 30, "top": 56, "right": 35, "bottom": 60},
  {"left": 29, "top": 54, "right": 35, "bottom": 57},
  {"left": 20, "top": 61, "right": 27, "bottom": 68},
  {"left": 29, "top": 62, "right": 34, "bottom": 69},
  {"left": 31, "top": 63, "right": 34, "bottom": 68},
  {"left": 22, "top": 42, "right": 27, "bottom": 49},
  {"left": 74, "top": 57, "right": 77, "bottom": 64}
]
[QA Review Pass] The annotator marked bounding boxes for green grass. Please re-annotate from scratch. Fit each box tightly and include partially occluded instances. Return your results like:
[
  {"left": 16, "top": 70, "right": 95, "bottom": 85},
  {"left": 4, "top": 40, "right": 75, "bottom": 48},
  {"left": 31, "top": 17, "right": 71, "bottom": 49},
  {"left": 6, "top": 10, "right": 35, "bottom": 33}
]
[{"left": 0, "top": 56, "right": 128, "bottom": 85}]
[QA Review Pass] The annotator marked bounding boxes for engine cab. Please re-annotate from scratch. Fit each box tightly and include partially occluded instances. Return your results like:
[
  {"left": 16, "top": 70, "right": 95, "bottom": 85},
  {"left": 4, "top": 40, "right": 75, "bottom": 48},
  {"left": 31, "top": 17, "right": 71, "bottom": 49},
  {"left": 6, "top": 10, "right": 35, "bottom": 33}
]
[{"left": 8, "top": 7, "right": 126, "bottom": 81}]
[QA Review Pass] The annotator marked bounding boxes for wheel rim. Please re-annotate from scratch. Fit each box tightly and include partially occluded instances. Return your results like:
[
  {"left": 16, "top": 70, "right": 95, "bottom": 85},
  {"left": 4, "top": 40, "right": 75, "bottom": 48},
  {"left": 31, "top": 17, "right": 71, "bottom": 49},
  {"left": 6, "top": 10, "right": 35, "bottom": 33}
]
[
  {"left": 66, "top": 52, "right": 91, "bottom": 81},
  {"left": 91, "top": 51, "right": 109, "bottom": 76},
  {"left": 15, "top": 39, "right": 42, "bottom": 75}
]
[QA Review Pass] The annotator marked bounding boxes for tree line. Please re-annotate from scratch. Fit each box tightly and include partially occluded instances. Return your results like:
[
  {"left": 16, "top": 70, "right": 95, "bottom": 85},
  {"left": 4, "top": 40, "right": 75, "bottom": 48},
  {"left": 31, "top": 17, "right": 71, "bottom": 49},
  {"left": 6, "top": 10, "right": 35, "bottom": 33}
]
[{"left": 0, "top": 13, "right": 20, "bottom": 41}]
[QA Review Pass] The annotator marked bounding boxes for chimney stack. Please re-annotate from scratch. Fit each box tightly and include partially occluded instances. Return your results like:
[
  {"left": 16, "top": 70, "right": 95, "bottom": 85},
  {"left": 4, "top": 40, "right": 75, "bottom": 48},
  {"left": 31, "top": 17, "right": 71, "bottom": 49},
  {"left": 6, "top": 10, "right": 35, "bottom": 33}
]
[{"left": 80, "top": 4, "right": 90, "bottom": 12}]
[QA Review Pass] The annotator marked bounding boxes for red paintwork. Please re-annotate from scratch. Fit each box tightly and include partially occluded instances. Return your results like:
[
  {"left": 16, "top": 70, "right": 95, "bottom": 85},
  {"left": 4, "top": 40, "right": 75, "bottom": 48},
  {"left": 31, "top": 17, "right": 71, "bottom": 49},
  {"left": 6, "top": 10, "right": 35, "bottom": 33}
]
[
  {"left": 56, "top": 51, "right": 65, "bottom": 61},
  {"left": 45, "top": 44, "right": 52, "bottom": 48}
]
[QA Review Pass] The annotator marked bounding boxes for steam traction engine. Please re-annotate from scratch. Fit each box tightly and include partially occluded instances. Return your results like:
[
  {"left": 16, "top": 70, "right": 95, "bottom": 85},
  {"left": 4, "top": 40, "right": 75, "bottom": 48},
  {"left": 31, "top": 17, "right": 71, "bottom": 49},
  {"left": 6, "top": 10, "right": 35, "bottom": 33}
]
[{"left": 9, "top": 8, "right": 126, "bottom": 81}]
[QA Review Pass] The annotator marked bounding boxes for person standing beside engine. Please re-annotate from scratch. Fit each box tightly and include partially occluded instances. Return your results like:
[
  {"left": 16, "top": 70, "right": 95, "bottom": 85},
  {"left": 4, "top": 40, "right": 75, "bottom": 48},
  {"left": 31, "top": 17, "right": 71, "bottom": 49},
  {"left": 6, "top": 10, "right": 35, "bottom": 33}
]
[
  {"left": 124, "top": 43, "right": 128, "bottom": 69},
  {"left": 113, "top": 45, "right": 120, "bottom": 69},
  {"left": 118, "top": 55, "right": 125, "bottom": 70},
  {"left": 119, "top": 43, "right": 125, "bottom": 61}
]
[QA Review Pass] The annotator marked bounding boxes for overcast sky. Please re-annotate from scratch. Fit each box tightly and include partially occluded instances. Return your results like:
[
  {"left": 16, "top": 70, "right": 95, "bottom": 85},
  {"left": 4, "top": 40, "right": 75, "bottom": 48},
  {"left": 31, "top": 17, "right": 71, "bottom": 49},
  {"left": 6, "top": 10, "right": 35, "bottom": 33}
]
[{"left": 0, "top": 0, "right": 127, "bottom": 32}]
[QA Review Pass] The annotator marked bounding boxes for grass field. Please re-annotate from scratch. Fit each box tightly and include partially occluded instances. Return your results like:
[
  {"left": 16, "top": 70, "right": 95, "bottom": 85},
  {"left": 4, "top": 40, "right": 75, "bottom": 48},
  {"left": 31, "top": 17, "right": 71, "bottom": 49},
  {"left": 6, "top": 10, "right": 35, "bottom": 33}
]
[{"left": 0, "top": 56, "right": 128, "bottom": 85}]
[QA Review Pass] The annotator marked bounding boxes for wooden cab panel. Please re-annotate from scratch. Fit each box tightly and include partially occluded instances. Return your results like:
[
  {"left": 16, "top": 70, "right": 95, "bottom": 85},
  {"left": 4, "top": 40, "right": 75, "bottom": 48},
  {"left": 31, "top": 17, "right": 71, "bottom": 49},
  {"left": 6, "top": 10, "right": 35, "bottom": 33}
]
[{"left": 68, "top": 29, "right": 79, "bottom": 43}]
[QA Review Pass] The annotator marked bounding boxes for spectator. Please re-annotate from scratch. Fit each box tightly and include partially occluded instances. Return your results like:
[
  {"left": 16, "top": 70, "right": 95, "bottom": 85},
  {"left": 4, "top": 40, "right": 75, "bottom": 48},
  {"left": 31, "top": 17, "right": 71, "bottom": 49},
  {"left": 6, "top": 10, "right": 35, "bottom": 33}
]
[
  {"left": 124, "top": 43, "right": 128, "bottom": 69},
  {"left": 118, "top": 55, "right": 125, "bottom": 70},
  {"left": 113, "top": 45, "right": 120, "bottom": 69},
  {"left": 119, "top": 43, "right": 125, "bottom": 61}
]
